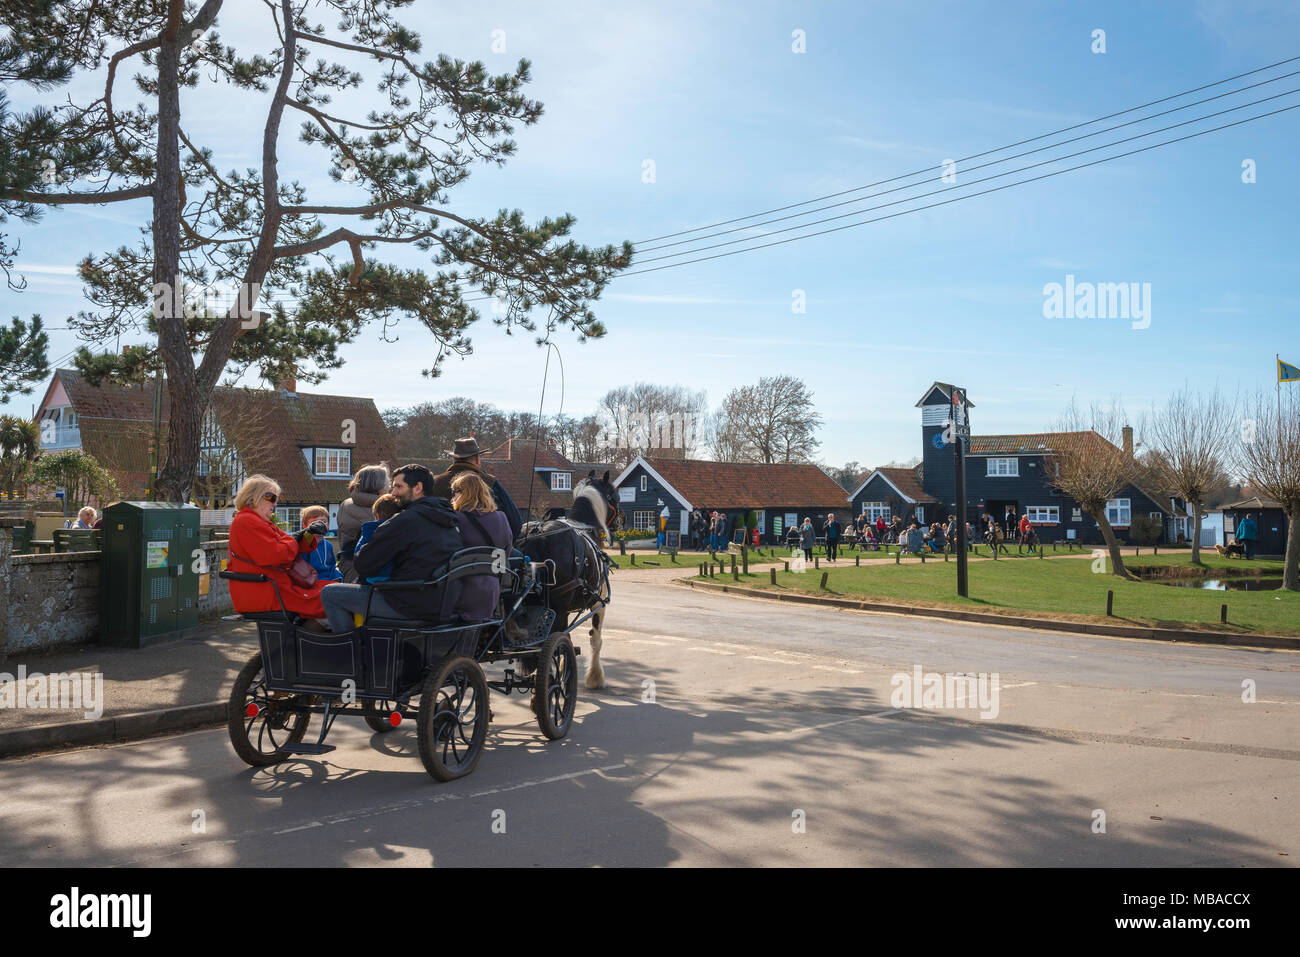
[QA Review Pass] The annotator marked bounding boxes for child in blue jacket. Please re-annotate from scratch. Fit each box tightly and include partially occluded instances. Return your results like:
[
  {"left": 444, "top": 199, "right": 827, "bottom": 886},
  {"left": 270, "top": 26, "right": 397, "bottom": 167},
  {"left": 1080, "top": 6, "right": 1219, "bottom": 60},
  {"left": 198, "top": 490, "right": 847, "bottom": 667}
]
[
  {"left": 300, "top": 506, "right": 343, "bottom": 581},
  {"left": 353, "top": 493, "right": 402, "bottom": 583}
]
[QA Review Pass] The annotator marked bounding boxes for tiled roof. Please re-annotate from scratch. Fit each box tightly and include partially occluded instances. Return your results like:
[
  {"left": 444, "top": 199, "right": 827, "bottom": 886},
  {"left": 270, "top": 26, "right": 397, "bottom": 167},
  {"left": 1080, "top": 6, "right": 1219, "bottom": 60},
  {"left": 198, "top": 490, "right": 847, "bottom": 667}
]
[
  {"left": 637, "top": 458, "right": 849, "bottom": 510},
  {"left": 969, "top": 430, "right": 1113, "bottom": 457},
  {"left": 874, "top": 466, "right": 938, "bottom": 504},
  {"left": 54, "top": 369, "right": 394, "bottom": 504},
  {"left": 1224, "top": 495, "right": 1283, "bottom": 510},
  {"left": 481, "top": 437, "right": 576, "bottom": 516}
]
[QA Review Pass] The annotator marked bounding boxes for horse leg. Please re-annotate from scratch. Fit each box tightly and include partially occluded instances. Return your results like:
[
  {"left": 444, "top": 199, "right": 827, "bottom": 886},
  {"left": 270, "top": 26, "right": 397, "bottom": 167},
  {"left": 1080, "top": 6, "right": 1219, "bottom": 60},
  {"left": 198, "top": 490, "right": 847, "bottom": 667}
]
[{"left": 585, "top": 607, "right": 606, "bottom": 690}]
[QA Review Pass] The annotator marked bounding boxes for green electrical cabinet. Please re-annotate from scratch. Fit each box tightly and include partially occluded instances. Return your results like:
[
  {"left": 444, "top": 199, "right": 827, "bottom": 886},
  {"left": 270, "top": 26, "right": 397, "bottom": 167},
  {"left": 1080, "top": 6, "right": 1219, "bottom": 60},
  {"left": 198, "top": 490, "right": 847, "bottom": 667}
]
[{"left": 100, "top": 502, "right": 201, "bottom": 647}]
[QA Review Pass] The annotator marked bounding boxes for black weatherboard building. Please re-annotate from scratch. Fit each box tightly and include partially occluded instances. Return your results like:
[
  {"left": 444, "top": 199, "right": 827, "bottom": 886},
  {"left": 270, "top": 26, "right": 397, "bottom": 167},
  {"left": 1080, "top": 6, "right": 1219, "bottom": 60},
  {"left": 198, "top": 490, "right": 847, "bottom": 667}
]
[{"left": 850, "top": 383, "right": 1171, "bottom": 544}]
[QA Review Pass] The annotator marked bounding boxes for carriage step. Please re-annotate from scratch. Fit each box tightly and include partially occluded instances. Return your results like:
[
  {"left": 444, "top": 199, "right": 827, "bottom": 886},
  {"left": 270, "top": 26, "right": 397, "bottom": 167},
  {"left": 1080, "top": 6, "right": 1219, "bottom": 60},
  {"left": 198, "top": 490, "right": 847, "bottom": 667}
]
[
  {"left": 283, "top": 743, "right": 336, "bottom": 755},
  {"left": 508, "top": 606, "right": 556, "bottom": 647}
]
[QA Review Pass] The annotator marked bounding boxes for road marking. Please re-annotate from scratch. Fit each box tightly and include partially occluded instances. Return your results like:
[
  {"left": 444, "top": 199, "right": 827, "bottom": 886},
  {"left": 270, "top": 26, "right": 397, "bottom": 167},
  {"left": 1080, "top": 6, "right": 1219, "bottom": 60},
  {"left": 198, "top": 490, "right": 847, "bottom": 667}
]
[
  {"left": 651, "top": 634, "right": 689, "bottom": 642},
  {"left": 1000, "top": 681, "right": 1038, "bottom": 689},
  {"left": 777, "top": 709, "right": 902, "bottom": 736},
  {"left": 746, "top": 655, "right": 787, "bottom": 663},
  {"left": 712, "top": 641, "right": 754, "bottom": 650},
  {"left": 628, "top": 639, "right": 669, "bottom": 646},
  {"left": 814, "top": 665, "right": 863, "bottom": 674},
  {"left": 687, "top": 647, "right": 736, "bottom": 656}
]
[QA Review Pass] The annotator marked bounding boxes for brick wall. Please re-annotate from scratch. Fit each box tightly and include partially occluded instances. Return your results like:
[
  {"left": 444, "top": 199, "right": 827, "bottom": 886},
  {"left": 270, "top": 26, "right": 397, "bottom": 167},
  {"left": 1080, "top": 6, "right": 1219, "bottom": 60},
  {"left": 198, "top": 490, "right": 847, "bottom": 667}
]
[{"left": 0, "top": 522, "right": 234, "bottom": 658}]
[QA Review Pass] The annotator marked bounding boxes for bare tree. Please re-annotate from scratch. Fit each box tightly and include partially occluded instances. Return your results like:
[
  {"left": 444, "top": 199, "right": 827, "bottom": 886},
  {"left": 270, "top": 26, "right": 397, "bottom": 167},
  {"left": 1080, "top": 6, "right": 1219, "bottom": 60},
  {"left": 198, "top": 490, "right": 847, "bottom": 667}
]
[
  {"left": 595, "top": 383, "right": 708, "bottom": 468},
  {"left": 192, "top": 388, "right": 280, "bottom": 509},
  {"left": 713, "top": 375, "right": 822, "bottom": 464},
  {"left": 1044, "top": 400, "right": 1133, "bottom": 579},
  {"left": 1237, "top": 390, "right": 1300, "bottom": 590},
  {"left": 1143, "top": 386, "right": 1236, "bottom": 564}
]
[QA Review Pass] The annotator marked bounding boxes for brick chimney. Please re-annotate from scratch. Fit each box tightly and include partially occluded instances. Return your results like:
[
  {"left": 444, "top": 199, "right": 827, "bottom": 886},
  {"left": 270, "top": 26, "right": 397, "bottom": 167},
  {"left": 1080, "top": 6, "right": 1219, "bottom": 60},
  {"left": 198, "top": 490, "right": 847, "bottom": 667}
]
[
  {"left": 1122, "top": 425, "right": 1133, "bottom": 460},
  {"left": 275, "top": 375, "right": 296, "bottom": 394}
]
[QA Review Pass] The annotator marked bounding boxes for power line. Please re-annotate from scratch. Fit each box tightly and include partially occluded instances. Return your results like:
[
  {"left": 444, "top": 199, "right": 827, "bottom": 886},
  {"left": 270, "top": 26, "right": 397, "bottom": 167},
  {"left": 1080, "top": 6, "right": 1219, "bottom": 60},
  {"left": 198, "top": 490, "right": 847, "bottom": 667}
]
[
  {"left": 634, "top": 68, "right": 1300, "bottom": 254},
  {"left": 615, "top": 101, "right": 1300, "bottom": 278},
  {"left": 632, "top": 53, "right": 1300, "bottom": 245},
  {"left": 626, "top": 87, "right": 1300, "bottom": 269}
]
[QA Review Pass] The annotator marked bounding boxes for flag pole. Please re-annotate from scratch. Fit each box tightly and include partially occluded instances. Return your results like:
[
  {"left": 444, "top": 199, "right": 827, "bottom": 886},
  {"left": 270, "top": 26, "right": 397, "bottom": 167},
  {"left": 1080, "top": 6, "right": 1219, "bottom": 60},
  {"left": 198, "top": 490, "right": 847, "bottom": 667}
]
[{"left": 1278, "top": 353, "right": 1283, "bottom": 436}]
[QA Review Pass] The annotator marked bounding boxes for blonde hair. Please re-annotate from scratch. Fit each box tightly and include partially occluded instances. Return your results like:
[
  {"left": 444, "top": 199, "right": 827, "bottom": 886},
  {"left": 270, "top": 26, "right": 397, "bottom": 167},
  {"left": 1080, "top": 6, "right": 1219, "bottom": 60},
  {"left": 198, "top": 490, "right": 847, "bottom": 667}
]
[
  {"left": 234, "top": 474, "right": 282, "bottom": 512},
  {"left": 301, "top": 505, "right": 329, "bottom": 526},
  {"left": 450, "top": 471, "right": 496, "bottom": 513}
]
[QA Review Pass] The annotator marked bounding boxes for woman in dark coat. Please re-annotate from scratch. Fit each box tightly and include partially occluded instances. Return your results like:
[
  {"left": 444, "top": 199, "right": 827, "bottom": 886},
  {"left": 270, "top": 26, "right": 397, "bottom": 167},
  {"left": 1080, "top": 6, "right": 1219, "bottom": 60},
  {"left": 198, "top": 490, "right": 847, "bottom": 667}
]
[
  {"left": 337, "top": 463, "right": 391, "bottom": 582},
  {"left": 449, "top": 471, "right": 513, "bottom": 622}
]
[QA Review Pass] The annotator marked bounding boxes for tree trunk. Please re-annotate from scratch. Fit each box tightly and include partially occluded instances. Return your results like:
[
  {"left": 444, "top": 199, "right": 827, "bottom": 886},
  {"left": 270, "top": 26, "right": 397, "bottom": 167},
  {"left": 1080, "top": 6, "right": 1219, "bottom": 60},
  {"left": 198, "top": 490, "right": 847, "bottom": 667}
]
[
  {"left": 1094, "top": 512, "right": 1131, "bottom": 578},
  {"left": 1190, "top": 502, "right": 1202, "bottom": 565},
  {"left": 152, "top": 3, "right": 204, "bottom": 503},
  {"left": 1285, "top": 509, "right": 1299, "bottom": 592}
]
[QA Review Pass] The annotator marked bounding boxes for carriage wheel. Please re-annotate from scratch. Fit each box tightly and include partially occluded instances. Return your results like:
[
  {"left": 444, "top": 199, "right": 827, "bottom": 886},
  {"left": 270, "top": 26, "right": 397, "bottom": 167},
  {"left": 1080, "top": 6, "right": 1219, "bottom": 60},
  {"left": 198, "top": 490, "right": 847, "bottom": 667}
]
[
  {"left": 362, "top": 698, "right": 402, "bottom": 734},
  {"left": 531, "top": 632, "right": 577, "bottom": 740},
  {"left": 227, "top": 653, "right": 313, "bottom": 767},
  {"left": 417, "top": 657, "right": 489, "bottom": 782}
]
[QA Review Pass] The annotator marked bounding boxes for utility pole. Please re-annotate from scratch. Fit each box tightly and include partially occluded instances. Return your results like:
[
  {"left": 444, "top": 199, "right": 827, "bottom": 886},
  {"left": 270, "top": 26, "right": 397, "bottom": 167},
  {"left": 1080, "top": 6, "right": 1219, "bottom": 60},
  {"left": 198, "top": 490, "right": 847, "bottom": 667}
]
[{"left": 953, "top": 387, "right": 970, "bottom": 597}]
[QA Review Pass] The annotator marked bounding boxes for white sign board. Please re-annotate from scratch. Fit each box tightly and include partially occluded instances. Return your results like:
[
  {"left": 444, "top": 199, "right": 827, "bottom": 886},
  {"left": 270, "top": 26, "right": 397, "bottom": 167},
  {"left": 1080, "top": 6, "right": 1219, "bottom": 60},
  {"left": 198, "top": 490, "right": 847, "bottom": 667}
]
[{"left": 619, "top": 487, "right": 635, "bottom": 503}]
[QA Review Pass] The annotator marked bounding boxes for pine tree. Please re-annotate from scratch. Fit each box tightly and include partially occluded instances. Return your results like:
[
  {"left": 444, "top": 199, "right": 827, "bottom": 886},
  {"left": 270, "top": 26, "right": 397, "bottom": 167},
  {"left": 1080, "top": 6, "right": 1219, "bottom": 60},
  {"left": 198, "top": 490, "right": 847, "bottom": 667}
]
[{"left": 0, "top": 1, "right": 632, "bottom": 500}]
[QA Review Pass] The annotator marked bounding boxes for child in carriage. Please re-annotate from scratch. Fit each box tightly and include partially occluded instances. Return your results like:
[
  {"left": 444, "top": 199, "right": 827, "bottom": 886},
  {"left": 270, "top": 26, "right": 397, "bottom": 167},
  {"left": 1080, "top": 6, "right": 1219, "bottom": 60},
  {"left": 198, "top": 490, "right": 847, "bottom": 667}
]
[
  {"left": 353, "top": 493, "right": 403, "bottom": 583},
  {"left": 301, "top": 506, "right": 344, "bottom": 582}
]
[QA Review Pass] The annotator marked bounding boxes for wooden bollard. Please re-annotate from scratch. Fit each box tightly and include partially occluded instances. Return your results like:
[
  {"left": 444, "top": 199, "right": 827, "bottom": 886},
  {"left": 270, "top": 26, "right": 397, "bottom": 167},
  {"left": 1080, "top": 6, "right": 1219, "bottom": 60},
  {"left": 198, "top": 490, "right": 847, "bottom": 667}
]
[
  {"left": 919, "top": 549, "right": 925, "bottom": 563},
  {"left": 732, "top": 564, "right": 739, "bottom": 581},
  {"left": 770, "top": 568, "right": 777, "bottom": 585},
  {"left": 619, "top": 540, "right": 626, "bottom": 555},
  {"left": 742, "top": 551, "right": 749, "bottom": 575},
  {"left": 944, "top": 548, "right": 949, "bottom": 562},
  {"left": 1221, "top": 603, "right": 1228, "bottom": 623},
  {"left": 784, "top": 561, "right": 789, "bottom": 572},
  {"left": 819, "top": 572, "right": 828, "bottom": 589},
  {"left": 894, "top": 549, "right": 901, "bottom": 564},
  {"left": 1038, "top": 546, "right": 1043, "bottom": 559},
  {"left": 1154, "top": 545, "right": 1158, "bottom": 555},
  {"left": 814, "top": 556, "right": 820, "bottom": 569},
  {"left": 855, "top": 555, "right": 860, "bottom": 567},
  {"left": 630, "top": 553, "right": 636, "bottom": 565},
  {"left": 1106, "top": 590, "right": 1114, "bottom": 616}
]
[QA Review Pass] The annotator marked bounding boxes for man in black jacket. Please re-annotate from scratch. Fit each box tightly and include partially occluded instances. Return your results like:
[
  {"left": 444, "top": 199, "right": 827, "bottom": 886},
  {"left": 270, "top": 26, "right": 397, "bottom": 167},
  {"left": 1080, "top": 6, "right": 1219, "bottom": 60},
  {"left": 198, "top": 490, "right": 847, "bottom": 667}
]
[{"left": 319, "top": 464, "right": 464, "bottom": 632}]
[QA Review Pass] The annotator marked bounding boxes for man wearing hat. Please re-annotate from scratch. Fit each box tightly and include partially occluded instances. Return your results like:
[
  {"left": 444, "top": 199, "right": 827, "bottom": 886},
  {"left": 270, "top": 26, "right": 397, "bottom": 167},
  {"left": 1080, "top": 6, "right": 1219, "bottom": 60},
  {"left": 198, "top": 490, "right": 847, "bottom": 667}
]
[{"left": 432, "top": 437, "right": 523, "bottom": 540}]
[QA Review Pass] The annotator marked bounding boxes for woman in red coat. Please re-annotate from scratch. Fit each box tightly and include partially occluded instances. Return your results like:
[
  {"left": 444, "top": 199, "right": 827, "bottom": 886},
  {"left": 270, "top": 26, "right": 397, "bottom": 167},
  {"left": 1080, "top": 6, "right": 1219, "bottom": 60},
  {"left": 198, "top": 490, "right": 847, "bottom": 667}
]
[{"left": 227, "top": 474, "right": 330, "bottom": 620}]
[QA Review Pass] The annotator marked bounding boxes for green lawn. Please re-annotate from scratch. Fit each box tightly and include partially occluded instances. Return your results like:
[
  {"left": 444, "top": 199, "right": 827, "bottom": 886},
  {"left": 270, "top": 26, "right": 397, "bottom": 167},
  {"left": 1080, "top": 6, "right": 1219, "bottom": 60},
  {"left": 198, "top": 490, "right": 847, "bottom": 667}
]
[{"left": 698, "top": 551, "right": 1299, "bottom": 637}]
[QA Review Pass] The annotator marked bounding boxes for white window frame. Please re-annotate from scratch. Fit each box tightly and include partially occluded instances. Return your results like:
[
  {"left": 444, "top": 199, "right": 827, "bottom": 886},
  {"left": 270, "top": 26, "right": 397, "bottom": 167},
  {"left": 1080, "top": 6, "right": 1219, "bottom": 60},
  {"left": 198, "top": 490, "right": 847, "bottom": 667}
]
[
  {"left": 1026, "top": 506, "right": 1060, "bottom": 524},
  {"left": 986, "top": 457, "right": 1019, "bottom": 477},
  {"left": 1106, "top": 498, "right": 1131, "bottom": 527},
  {"left": 274, "top": 506, "right": 302, "bottom": 530},
  {"left": 860, "top": 502, "right": 891, "bottom": 523},
  {"left": 314, "top": 447, "right": 352, "bottom": 477},
  {"left": 914, "top": 506, "right": 925, "bottom": 524},
  {"left": 632, "top": 510, "right": 655, "bottom": 532},
  {"left": 550, "top": 471, "right": 572, "bottom": 491},
  {"left": 640, "top": 475, "right": 648, "bottom": 492}
]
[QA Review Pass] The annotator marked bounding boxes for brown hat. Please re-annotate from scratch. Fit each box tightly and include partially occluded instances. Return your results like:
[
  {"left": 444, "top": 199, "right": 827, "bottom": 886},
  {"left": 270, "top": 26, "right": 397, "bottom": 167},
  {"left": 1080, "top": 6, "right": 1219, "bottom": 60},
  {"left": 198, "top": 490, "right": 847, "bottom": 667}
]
[{"left": 446, "top": 436, "right": 482, "bottom": 460}]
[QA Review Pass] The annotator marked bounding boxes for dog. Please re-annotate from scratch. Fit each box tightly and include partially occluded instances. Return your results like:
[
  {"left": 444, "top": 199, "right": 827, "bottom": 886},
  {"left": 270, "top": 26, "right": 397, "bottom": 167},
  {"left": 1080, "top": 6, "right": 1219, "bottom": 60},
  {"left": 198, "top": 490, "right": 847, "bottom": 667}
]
[{"left": 1215, "top": 540, "right": 1246, "bottom": 559}]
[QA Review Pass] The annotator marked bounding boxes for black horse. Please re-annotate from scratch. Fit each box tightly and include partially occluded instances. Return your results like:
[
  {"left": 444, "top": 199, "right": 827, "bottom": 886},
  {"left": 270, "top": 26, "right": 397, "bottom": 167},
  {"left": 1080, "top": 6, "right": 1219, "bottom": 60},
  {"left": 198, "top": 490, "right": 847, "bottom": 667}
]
[{"left": 517, "top": 470, "right": 619, "bottom": 689}]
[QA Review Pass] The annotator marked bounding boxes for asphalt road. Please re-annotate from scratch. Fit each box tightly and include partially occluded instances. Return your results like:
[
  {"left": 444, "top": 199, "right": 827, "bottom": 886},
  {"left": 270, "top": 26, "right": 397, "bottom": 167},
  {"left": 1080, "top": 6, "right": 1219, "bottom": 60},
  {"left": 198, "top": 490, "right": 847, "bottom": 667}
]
[{"left": 2, "top": 570, "right": 1296, "bottom": 867}]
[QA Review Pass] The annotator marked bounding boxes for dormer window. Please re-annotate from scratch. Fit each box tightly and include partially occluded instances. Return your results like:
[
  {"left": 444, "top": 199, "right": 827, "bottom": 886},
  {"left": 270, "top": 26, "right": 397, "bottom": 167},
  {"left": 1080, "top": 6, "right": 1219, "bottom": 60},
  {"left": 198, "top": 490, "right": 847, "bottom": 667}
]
[
  {"left": 550, "top": 471, "right": 572, "bottom": 491},
  {"left": 312, "top": 448, "right": 352, "bottom": 477}
]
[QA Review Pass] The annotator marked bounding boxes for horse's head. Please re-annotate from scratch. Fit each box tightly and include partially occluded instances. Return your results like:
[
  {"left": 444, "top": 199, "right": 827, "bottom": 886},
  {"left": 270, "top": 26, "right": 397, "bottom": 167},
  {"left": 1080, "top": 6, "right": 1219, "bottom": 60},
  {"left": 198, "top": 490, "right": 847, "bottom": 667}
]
[{"left": 575, "top": 469, "right": 620, "bottom": 542}]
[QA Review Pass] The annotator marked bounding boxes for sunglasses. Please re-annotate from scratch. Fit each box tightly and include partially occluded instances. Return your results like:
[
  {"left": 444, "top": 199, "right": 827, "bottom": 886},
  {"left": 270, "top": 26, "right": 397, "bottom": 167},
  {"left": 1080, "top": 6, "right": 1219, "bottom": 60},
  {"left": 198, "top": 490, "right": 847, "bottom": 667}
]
[{"left": 262, "top": 492, "right": 278, "bottom": 504}]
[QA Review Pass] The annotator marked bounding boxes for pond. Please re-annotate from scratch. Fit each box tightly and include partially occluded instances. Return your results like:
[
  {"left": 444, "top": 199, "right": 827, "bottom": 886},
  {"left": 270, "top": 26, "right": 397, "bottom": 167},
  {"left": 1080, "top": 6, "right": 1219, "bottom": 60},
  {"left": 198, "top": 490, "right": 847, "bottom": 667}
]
[{"left": 1159, "top": 577, "right": 1285, "bottom": 591}]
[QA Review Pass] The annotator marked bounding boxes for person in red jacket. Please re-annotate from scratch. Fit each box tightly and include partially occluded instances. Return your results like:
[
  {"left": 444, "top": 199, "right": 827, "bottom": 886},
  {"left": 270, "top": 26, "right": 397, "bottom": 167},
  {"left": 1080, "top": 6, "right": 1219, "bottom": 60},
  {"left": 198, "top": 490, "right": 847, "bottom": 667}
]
[
  {"left": 227, "top": 474, "right": 331, "bottom": 620},
  {"left": 1018, "top": 513, "right": 1034, "bottom": 551}
]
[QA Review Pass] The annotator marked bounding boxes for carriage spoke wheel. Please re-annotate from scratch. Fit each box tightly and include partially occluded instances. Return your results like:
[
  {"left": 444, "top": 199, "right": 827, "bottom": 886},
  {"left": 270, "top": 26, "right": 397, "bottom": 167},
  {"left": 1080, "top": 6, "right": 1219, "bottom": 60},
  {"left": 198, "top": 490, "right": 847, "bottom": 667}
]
[
  {"left": 227, "top": 653, "right": 313, "bottom": 767},
  {"left": 417, "top": 657, "right": 489, "bottom": 782},
  {"left": 531, "top": 633, "right": 577, "bottom": 741}
]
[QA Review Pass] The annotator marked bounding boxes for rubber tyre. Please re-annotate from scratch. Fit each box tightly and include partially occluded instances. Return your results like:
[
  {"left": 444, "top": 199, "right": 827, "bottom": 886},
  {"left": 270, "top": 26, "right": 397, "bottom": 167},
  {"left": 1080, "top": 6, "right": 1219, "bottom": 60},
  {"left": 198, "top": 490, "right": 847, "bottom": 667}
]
[
  {"left": 417, "top": 657, "right": 490, "bottom": 782},
  {"left": 532, "top": 632, "right": 577, "bottom": 740},
  {"left": 362, "top": 698, "right": 400, "bottom": 734},
  {"left": 227, "top": 653, "right": 312, "bottom": 767}
]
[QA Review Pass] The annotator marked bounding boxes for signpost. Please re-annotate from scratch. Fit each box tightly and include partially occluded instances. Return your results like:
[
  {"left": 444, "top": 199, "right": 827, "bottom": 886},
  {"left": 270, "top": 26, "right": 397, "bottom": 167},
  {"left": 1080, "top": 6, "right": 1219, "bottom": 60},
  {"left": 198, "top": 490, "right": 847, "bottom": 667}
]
[{"left": 952, "top": 388, "right": 970, "bottom": 597}]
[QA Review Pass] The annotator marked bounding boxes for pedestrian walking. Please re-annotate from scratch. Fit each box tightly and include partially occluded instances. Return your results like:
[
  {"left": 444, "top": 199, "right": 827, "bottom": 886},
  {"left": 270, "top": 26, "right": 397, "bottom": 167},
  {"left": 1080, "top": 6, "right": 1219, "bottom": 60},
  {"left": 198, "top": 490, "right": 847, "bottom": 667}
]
[
  {"left": 1236, "top": 512, "right": 1258, "bottom": 560},
  {"left": 825, "top": 513, "right": 841, "bottom": 562},
  {"left": 799, "top": 517, "right": 815, "bottom": 562}
]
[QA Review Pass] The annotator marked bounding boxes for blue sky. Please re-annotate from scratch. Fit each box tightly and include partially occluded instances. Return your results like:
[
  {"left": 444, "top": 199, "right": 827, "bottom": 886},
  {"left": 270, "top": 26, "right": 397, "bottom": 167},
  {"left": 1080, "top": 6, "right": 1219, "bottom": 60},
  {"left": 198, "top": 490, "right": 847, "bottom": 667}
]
[{"left": 5, "top": 0, "right": 1299, "bottom": 466}]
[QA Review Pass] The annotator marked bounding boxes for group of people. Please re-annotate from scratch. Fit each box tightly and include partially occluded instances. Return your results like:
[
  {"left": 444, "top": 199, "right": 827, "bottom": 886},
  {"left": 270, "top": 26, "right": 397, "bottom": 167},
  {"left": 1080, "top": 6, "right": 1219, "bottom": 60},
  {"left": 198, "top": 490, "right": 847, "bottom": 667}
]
[
  {"left": 778, "top": 510, "right": 1040, "bottom": 560},
  {"left": 226, "top": 438, "right": 521, "bottom": 634},
  {"left": 688, "top": 509, "right": 736, "bottom": 551}
]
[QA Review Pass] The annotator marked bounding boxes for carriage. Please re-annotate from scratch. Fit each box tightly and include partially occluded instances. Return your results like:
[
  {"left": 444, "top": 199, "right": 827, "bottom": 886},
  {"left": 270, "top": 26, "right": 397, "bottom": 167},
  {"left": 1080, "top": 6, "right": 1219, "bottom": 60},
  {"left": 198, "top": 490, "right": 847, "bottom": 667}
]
[{"left": 219, "top": 542, "right": 612, "bottom": 782}]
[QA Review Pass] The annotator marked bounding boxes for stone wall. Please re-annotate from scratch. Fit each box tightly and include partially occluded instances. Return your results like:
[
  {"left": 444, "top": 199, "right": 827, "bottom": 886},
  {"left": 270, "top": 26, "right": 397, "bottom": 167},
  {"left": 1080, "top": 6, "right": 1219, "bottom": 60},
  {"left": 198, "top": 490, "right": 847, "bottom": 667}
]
[{"left": 0, "top": 521, "right": 233, "bottom": 659}]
